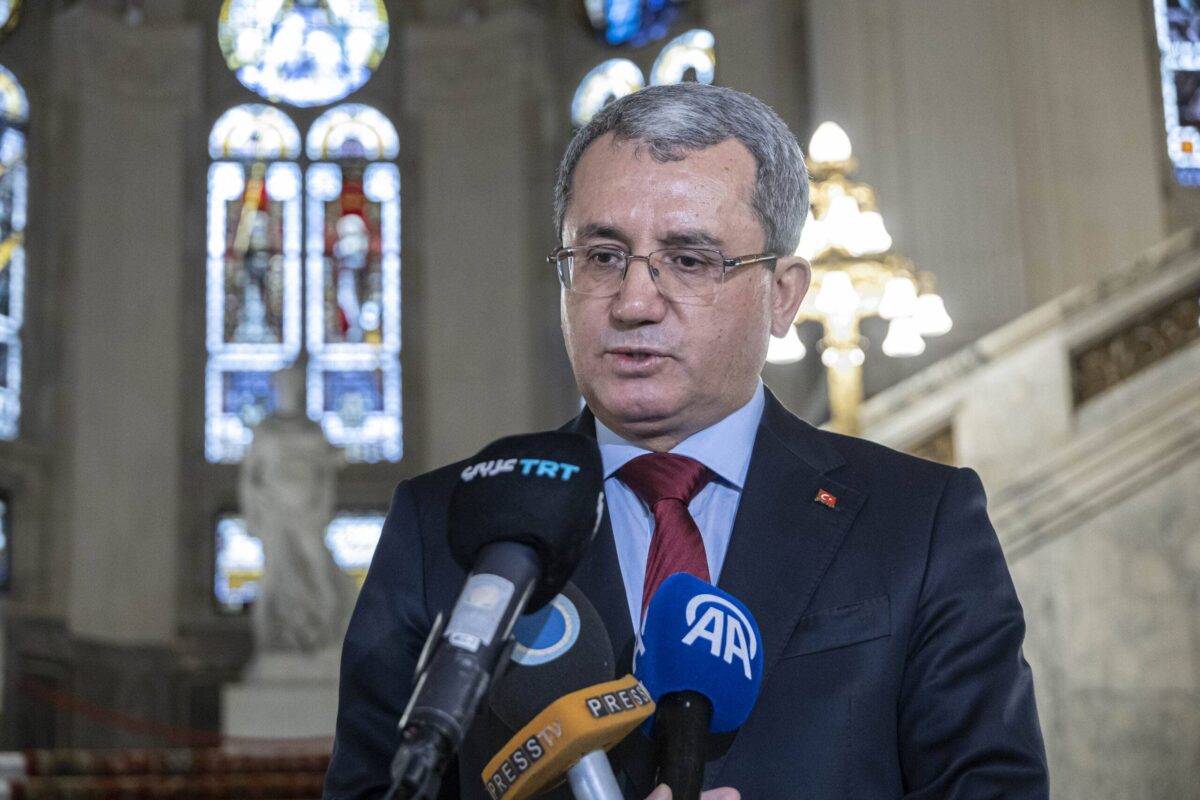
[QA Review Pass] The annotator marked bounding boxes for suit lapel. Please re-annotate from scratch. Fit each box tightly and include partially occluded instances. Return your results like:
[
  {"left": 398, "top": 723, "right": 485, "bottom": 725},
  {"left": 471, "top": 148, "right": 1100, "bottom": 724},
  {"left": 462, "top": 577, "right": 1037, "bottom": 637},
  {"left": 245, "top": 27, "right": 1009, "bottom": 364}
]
[
  {"left": 559, "top": 410, "right": 636, "bottom": 667},
  {"left": 718, "top": 391, "right": 865, "bottom": 673},
  {"left": 571, "top": 505, "right": 636, "bottom": 667},
  {"left": 707, "top": 390, "right": 865, "bottom": 786}
]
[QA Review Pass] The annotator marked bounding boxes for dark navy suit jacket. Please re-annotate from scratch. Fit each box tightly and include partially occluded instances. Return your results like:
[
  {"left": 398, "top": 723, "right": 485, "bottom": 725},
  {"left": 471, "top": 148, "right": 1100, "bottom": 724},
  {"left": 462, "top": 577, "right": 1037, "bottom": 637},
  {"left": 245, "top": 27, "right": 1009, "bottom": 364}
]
[{"left": 325, "top": 390, "right": 1049, "bottom": 799}]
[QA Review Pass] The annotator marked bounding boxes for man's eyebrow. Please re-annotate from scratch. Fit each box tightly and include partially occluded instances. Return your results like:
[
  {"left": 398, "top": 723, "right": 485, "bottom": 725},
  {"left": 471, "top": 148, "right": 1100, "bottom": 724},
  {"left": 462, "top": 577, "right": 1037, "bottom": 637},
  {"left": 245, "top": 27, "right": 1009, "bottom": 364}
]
[
  {"left": 658, "top": 230, "right": 726, "bottom": 249},
  {"left": 571, "top": 224, "right": 726, "bottom": 250},
  {"left": 574, "top": 223, "right": 631, "bottom": 245}
]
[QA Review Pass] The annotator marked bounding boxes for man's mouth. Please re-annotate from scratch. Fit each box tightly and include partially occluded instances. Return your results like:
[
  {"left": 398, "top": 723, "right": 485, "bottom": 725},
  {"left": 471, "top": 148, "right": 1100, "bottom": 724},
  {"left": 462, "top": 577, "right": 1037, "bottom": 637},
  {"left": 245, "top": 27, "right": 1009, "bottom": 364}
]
[{"left": 604, "top": 347, "right": 671, "bottom": 374}]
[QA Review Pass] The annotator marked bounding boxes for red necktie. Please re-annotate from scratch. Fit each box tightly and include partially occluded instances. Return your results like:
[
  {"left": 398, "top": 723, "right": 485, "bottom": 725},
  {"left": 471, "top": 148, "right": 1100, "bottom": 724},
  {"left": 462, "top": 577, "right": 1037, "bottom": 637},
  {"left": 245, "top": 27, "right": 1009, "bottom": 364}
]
[{"left": 616, "top": 453, "right": 713, "bottom": 616}]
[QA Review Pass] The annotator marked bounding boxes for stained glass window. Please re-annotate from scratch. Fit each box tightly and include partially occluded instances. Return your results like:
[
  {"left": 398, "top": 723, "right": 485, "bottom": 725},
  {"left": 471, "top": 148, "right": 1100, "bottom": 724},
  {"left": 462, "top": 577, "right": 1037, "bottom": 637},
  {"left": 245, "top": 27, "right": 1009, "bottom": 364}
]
[
  {"left": 213, "top": 511, "right": 384, "bottom": 612},
  {"left": 305, "top": 104, "right": 401, "bottom": 462},
  {"left": 571, "top": 29, "right": 716, "bottom": 126},
  {"left": 214, "top": 515, "right": 262, "bottom": 611},
  {"left": 582, "top": 0, "right": 683, "bottom": 48},
  {"left": 206, "top": 104, "right": 401, "bottom": 463},
  {"left": 572, "top": 59, "right": 645, "bottom": 128},
  {"left": 0, "top": 65, "right": 26, "bottom": 441},
  {"left": 206, "top": 105, "right": 303, "bottom": 462},
  {"left": 648, "top": 28, "right": 715, "bottom": 87},
  {"left": 324, "top": 512, "right": 387, "bottom": 582},
  {"left": 218, "top": 0, "right": 389, "bottom": 108},
  {"left": 1154, "top": 0, "right": 1200, "bottom": 185}
]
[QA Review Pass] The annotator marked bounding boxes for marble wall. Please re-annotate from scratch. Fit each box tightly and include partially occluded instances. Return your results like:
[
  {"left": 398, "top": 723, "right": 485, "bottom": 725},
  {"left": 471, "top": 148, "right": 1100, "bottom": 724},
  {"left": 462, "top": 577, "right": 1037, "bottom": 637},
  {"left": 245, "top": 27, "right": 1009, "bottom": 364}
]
[{"left": 1011, "top": 456, "right": 1200, "bottom": 799}]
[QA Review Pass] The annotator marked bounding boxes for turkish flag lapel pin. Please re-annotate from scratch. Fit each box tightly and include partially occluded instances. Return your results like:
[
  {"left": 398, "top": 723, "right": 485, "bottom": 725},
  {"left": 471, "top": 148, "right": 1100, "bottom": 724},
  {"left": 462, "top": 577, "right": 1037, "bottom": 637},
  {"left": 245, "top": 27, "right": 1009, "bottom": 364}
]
[{"left": 814, "top": 488, "right": 838, "bottom": 509}]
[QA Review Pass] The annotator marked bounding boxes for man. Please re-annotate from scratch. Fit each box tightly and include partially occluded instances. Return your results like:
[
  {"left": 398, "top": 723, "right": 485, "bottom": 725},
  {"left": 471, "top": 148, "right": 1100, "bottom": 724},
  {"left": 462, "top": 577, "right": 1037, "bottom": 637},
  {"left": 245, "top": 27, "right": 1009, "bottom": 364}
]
[{"left": 325, "top": 83, "right": 1049, "bottom": 799}]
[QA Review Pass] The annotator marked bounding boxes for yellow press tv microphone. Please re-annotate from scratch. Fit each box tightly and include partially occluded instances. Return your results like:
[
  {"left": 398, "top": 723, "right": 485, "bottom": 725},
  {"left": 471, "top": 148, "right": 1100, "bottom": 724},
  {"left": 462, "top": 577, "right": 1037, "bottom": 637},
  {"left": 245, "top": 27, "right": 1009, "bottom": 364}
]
[{"left": 482, "top": 674, "right": 654, "bottom": 800}]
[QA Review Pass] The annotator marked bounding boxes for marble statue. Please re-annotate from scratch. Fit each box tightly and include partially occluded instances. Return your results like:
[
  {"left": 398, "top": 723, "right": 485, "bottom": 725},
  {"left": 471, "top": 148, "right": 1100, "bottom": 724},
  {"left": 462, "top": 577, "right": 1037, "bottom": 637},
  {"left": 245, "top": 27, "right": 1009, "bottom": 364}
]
[{"left": 238, "top": 360, "right": 350, "bottom": 653}]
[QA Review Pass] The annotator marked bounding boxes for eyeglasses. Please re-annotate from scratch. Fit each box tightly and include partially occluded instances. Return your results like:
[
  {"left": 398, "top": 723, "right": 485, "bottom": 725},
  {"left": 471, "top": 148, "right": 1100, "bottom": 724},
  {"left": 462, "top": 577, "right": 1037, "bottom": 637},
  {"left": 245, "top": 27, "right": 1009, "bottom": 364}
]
[{"left": 548, "top": 244, "right": 777, "bottom": 306}]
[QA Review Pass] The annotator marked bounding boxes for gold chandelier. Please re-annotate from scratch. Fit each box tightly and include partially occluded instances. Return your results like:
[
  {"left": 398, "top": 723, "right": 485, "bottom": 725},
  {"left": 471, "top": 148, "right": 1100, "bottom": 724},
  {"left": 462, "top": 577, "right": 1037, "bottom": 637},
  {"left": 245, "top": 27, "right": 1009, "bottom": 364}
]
[{"left": 767, "top": 122, "right": 952, "bottom": 435}]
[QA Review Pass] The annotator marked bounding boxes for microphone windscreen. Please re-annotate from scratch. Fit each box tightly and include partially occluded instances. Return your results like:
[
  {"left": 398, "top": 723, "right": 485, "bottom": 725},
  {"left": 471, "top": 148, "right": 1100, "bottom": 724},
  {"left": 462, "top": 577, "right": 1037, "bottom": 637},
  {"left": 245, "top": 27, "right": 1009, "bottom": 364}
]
[
  {"left": 482, "top": 675, "right": 653, "bottom": 800},
  {"left": 635, "top": 573, "right": 764, "bottom": 733},
  {"left": 448, "top": 432, "right": 604, "bottom": 609},
  {"left": 490, "top": 582, "right": 615, "bottom": 732}
]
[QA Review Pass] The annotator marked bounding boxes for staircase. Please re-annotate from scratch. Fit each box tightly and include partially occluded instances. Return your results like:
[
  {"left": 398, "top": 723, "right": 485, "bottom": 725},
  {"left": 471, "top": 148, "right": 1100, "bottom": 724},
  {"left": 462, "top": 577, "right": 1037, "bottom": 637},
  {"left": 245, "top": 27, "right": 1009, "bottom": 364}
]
[{"left": 859, "top": 228, "right": 1200, "bottom": 800}]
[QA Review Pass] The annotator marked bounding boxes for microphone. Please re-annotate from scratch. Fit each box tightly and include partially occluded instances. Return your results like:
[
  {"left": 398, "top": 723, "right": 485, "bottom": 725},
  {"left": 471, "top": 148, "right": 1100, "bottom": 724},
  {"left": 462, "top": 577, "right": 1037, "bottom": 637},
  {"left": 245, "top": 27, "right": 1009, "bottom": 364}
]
[
  {"left": 483, "top": 674, "right": 654, "bottom": 800},
  {"left": 387, "top": 433, "right": 605, "bottom": 800},
  {"left": 634, "top": 573, "right": 764, "bottom": 800},
  {"left": 491, "top": 582, "right": 615, "bottom": 730},
  {"left": 485, "top": 583, "right": 649, "bottom": 800}
]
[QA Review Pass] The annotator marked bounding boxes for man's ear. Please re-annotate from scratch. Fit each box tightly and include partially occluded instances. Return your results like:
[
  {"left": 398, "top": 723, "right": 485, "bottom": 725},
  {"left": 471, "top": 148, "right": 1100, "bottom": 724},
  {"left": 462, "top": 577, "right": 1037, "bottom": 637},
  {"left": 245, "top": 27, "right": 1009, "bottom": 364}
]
[{"left": 769, "top": 255, "right": 811, "bottom": 337}]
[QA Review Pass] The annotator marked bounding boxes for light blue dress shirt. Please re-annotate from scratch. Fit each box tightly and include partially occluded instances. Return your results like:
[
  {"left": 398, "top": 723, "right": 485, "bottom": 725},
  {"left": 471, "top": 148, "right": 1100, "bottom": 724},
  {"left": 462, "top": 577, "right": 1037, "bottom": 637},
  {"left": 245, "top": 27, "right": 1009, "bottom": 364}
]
[{"left": 595, "top": 381, "right": 766, "bottom": 631}]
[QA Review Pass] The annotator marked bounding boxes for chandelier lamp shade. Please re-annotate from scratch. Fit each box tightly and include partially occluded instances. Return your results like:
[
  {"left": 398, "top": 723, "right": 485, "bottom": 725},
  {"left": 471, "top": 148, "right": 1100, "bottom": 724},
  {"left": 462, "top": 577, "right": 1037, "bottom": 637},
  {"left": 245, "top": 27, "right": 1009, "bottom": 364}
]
[{"left": 768, "top": 121, "right": 953, "bottom": 434}]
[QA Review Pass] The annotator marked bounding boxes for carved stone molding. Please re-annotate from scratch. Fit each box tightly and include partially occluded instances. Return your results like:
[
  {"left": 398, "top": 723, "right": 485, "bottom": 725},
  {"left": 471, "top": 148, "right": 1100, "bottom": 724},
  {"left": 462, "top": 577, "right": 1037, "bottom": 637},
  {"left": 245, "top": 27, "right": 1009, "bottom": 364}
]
[{"left": 1070, "top": 287, "right": 1200, "bottom": 406}]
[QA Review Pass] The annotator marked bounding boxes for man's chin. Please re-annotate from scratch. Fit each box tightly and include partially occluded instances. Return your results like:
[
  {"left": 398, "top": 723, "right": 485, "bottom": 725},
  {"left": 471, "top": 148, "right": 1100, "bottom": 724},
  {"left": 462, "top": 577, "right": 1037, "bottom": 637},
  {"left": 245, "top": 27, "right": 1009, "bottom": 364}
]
[{"left": 588, "top": 388, "right": 684, "bottom": 432}]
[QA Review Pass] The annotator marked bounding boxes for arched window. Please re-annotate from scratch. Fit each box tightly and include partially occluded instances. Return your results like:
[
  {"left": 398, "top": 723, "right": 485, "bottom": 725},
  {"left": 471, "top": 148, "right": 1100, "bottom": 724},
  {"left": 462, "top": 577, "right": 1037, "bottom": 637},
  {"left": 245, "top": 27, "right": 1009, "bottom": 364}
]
[
  {"left": 572, "top": 59, "right": 644, "bottom": 128},
  {"left": 305, "top": 103, "right": 401, "bottom": 462},
  {"left": 648, "top": 28, "right": 715, "bottom": 87},
  {"left": 571, "top": 29, "right": 716, "bottom": 127},
  {"left": 205, "top": 104, "right": 303, "bottom": 462},
  {"left": 0, "top": 64, "right": 27, "bottom": 441}
]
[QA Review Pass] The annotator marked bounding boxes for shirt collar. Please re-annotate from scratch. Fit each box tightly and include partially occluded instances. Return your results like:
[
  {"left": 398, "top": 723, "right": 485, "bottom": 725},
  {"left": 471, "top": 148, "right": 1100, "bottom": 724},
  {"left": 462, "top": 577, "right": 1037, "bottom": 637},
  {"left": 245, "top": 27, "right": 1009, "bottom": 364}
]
[{"left": 594, "top": 381, "right": 765, "bottom": 489}]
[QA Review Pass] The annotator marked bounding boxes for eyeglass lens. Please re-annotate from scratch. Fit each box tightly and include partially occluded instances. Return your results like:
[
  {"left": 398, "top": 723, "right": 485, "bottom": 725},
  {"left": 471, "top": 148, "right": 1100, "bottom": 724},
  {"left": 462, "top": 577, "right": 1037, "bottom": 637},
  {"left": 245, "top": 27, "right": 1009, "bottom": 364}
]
[{"left": 556, "top": 246, "right": 724, "bottom": 303}]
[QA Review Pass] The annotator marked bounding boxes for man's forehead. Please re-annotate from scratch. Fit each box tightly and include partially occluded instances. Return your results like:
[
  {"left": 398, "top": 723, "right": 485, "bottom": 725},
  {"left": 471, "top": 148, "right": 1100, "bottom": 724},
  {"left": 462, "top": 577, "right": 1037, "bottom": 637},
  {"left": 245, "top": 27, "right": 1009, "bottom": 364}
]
[
  {"left": 567, "top": 135, "right": 759, "bottom": 234},
  {"left": 576, "top": 132, "right": 757, "bottom": 180}
]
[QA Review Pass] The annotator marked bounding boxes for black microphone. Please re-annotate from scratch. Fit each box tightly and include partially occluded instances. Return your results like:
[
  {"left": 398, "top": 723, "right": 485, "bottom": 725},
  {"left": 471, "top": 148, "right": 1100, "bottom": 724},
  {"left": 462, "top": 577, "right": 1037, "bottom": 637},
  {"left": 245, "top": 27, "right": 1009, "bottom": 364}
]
[
  {"left": 490, "top": 582, "right": 615, "bottom": 730},
  {"left": 386, "top": 432, "right": 605, "bottom": 800},
  {"left": 486, "top": 583, "right": 647, "bottom": 800}
]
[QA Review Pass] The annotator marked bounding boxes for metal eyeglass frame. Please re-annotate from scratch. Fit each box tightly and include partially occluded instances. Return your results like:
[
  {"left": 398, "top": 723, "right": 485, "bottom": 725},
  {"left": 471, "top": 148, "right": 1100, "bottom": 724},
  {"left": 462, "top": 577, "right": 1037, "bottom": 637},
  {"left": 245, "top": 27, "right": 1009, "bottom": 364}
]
[{"left": 547, "top": 245, "right": 778, "bottom": 302}]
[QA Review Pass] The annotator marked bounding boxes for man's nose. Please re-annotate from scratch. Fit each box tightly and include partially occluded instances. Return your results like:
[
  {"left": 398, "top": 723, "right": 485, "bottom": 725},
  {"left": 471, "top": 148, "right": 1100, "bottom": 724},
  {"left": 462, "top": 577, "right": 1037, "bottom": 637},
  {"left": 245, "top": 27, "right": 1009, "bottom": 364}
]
[{"left": 610, "top": 257, "right": 667, "bottom": 324}]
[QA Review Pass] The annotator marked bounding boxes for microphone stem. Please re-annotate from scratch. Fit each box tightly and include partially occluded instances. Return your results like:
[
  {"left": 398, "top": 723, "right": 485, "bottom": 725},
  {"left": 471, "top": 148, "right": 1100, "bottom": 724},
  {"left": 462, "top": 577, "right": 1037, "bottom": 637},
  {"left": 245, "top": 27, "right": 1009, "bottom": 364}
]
[
  {"left": 388, "top": 541, "right": 542, "bottom": 799},
  {"left": 655, "top": 690, "right": 713, "bottom": 800},
  {"left": 568, "top": 749, "right": 624, "bottom": 800}
]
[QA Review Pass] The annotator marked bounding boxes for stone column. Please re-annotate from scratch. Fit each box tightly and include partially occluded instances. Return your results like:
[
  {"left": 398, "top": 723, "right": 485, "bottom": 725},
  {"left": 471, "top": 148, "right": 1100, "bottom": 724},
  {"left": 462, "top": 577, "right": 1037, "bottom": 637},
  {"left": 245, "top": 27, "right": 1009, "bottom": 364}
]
[
  {"left": 401, "top": 8, "right": 560, "bottom": 468},
  {"left": 52, "top": 6, "right": 201, "bottom": 646}
]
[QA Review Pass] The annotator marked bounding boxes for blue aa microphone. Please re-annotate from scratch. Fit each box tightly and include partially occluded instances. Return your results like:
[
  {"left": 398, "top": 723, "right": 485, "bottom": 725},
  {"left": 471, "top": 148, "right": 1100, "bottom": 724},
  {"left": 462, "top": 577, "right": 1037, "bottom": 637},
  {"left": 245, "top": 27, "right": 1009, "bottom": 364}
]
[{"left": 634, "top": 573, "right": 764, "bottom": 800}]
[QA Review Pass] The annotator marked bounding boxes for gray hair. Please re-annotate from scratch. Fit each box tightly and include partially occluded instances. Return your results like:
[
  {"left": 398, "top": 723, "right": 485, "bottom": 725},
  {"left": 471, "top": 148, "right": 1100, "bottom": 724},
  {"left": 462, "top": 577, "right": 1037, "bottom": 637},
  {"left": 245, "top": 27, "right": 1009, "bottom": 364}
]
[{"left": 553, "top": 83, "right": 809, "bottom": 256}]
